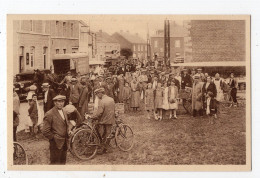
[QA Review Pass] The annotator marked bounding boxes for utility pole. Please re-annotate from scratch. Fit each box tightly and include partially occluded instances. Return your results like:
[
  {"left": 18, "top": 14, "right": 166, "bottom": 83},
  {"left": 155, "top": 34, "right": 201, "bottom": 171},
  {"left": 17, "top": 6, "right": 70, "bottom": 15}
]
[
  {"left": 147, "top": 23, "right": 151, "bottom": 65},
  {"left": 164, "top": 19, "right": 170, "bottom": 67}
]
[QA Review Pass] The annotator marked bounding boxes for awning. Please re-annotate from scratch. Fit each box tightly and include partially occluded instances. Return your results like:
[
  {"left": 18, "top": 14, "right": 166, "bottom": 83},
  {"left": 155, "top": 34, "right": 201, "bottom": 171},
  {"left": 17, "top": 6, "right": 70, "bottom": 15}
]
[
  {"left": 170, "top": 61, "right": 246, "bottom": 67},
  {"left": 53, "top": 53, "right": 88, "bottom": 60},
  {"left": 89, "top": 60, "right": 105, "bottom": 65}
]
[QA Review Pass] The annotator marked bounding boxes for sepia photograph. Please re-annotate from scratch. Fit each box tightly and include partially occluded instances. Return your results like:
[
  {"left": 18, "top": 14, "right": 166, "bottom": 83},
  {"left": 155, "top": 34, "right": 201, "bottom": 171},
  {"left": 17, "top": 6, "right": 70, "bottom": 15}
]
[{"left": 7, "top": 15, "right": 251, "bottom": 171}]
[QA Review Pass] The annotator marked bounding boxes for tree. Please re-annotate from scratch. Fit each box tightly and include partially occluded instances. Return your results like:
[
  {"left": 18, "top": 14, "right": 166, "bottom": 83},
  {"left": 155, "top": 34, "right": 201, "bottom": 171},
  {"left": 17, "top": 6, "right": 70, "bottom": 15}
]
[{"left": 120, "top": 48, "right": 133, "bottom": 59}]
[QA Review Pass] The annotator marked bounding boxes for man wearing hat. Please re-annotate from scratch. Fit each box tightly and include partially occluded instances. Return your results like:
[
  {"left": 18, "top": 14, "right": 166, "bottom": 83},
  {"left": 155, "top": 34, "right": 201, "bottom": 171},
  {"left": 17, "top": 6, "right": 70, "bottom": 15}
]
[
  {"left": 105, "top": 77, "right": 115, "bottom": 99},
  {"left": 196, "top": 68, "right": 205, "bottom": 82},
  {"left": 69, "top": 77, "right": 82, "bottom": 109},
  {"left": 191, "top": 75, "right": 204, "bottom": 117},
  {"left": 42, "top": 95, "right": 70, "bottom": 164},
  {"left": 181, "top": 68, "right": 193, "bottom": 89},
  {"left": 91, "top": 88, "right": 116, "bottom": 153},
  {"left": 60, "top": 71, "right": 72, "bottom": 84},
  {"left": 42, "top": 83, "right": 56, "bottom": 113}
]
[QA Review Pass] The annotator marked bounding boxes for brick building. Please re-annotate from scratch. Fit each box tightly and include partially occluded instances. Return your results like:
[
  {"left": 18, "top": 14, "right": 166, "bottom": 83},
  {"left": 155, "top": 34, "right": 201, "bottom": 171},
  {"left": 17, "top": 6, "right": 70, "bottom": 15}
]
[
  {"left": 184, "top": 20, "right": 246, "bottom": 62},
  {"left": 150, "top": 21, "right": 187, "bottom": 63},
  {"left": 96, "top": 30, "right": 120, "bottom": 61},
  {"left": 111, "top": 31, "right": 147, "bottom": 61},
  {"left": 13, "top": 20, "right": 91, "bottom": 75}
]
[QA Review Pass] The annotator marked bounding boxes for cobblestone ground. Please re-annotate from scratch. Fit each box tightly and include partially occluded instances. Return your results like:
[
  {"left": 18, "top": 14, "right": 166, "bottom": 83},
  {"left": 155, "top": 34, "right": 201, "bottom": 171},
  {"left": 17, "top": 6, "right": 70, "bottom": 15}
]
[{"left": 16, "top": 100, "right": 246, "bottom": 165}]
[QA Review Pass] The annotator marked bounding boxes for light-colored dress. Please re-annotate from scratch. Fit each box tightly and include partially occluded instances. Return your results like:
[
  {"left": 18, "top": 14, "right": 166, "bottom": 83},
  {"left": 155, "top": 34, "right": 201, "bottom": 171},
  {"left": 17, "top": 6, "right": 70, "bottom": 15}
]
[
  {"left": 213, "top": 78, "right": 224, "bottom": 102},
  {"left": 168, "top": 86, "right": 178, "bottom": 110},
  {"left": 162, "top": 87, "right": 169, "bottom": 110},
  {"left": 145, "top": 89, "right": 154, "bottom": 111},
  {"left": 130, "top": 81, "right": 140, "bottom": 108},
  {"left": 154, "top": 87, "right": 163, "bottom": 109}
]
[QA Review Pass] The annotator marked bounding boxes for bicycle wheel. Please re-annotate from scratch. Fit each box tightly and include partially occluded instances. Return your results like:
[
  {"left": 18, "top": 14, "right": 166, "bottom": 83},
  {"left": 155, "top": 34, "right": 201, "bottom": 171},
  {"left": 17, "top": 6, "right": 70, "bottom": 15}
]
[
  {"left": 115, "top": 124, "right": 134, "bottom": 151},
  {"left": 13, "top": 142, "right": 28, "bottom": 165},
  {"left": 183, "top": 98, "right": 192, "bottom": 114},
  {"left": 108, "top": 137, "right": 117, "bottom": 148},
  {"left": 71, "top": 129, "right": 100, "bottom": 160}
]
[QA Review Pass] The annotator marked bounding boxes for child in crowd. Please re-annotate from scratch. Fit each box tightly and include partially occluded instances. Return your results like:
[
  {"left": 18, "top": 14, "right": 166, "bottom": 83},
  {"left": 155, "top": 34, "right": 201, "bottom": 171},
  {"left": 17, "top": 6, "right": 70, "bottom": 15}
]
[
  {"left": 122, "top": 82, "right": 131, "bottom": 112},
  {"left": 154, "top": 82, "right": 163, "bottom": 120},
  {"left": 28, "top": 94, "right": 39, "bottom": 136},
  {"left": 145, "top": 83, "right": 155, "bottom": 119},
  {"left": 162, "top": 82, "right": 170, "bottom": 120},
  {"left": 168, "top": 80, "right": 178, "bottom": 119},
  {"left": 206, "top": 91, "right": 217, "bottom": 124}
]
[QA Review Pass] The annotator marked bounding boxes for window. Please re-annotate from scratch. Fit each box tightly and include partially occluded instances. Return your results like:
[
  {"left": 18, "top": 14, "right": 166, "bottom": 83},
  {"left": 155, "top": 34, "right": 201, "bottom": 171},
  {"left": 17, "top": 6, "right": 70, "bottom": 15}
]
[
  {"left": 55, "top": 21, "right": 59, "bottom": 35},
  {"left": 43, "top": 47, "right": 48, "bottom": 69},
  {"left": 63, "top": 22, "right": 66, "bottom": 36},
  {"left": 176, "top": 52, "right": 181, "bottom": 57},
  {"left": 71, "top": 23, "right": 74, "bottom": 37},
  {"left": 19, "top": 46, "right": 24, "bottom": 73},
  {"left": 133, "top": 45, "right": 136, "bottom": 51},
  {"left": 175, "top": 40, "right": 181, "bottom": 48},
  {"left": 141, "top": 45, "right": 143, "bottom": 51},
  {"left": 63, "top": 49, "right": 66, "bottom": 54},
  {"left": 30, "top": 20, "right": 33, "bottom": 31},
  {"left": 42, "top": 21, "right": 46, "bottom": 33},
  {"left": 56, "top": 49, "right": 59, "bottom": 54},
  {"left": 30, "top": 46, "right": 35, "bottom": 67},
  {"left": 138, "top": 45, "right": 140, "bottom": 51},
  {"left": 154, "top": 40, "right": 158, "bottom": 48},
  {"left": 72, "top": 47, "right": 78, "bottom": 53}
]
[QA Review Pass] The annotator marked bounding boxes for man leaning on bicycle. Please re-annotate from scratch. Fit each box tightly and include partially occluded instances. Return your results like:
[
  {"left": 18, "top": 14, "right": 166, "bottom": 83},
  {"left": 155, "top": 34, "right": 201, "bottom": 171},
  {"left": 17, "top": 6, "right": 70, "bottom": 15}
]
[{"left": 90, "top": 88, "right": 116, "bottom": 154}]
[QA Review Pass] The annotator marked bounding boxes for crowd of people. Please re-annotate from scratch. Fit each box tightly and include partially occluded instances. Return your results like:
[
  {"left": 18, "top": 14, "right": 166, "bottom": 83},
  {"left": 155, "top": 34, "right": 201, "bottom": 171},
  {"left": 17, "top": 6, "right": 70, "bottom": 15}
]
[{"left": 13, "top": 59, "right": 240, "bottom": 164}]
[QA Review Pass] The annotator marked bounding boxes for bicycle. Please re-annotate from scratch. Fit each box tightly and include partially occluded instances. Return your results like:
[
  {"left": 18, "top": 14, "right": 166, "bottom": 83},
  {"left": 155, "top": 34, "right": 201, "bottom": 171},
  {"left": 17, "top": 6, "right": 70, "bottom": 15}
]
[
  {"left": 179, "top": 87, "right": 193, "bottom": 115},
  {"left": 13, "top": 142, "right": 28, "bottom": 165},
  {"left": 69, "top": 112, "right": 134, "bottom": 160}
]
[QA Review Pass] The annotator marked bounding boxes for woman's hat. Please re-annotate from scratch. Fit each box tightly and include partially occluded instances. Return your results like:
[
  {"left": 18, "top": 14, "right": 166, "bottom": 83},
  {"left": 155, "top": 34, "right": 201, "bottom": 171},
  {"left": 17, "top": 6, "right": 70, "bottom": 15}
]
[
  {"left": 53, "top": 95, "right": 66, "bottom": 101},
  {"left": 94, "top": 88, "right": 105, "bottom": 94},
  {"left": 42, "top": 83, "right": 50, "bottom": 88}
]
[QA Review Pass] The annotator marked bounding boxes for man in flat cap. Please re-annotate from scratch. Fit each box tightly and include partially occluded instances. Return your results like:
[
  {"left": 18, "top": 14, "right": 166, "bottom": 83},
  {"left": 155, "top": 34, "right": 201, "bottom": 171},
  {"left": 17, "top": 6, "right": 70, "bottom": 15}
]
[
  {"left": 196, "top": 68, "right": 205, "bottom": 82},
  {"left": 42, "top": 83, "right": 56, "bottom": 113},
  {"left": 42, "top": 95, "right": 70, "bottom": 164},
  {"left": 91, "top": 88, "right": 116, "bottom": 154}
]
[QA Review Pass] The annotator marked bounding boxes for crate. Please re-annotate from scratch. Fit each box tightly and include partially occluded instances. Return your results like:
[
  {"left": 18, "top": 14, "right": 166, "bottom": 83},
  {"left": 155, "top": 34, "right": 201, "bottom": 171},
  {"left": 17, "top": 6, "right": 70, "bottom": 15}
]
[{"left": 115, "top": 103, "right": 125, "bottom": 114}]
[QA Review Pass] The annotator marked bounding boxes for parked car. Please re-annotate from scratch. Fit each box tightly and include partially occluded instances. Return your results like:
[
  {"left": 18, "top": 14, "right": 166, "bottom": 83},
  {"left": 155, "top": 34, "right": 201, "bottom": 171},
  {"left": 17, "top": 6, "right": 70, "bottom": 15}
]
[{"left": 14, "top": 69, "right": 51, "bottom": 101}]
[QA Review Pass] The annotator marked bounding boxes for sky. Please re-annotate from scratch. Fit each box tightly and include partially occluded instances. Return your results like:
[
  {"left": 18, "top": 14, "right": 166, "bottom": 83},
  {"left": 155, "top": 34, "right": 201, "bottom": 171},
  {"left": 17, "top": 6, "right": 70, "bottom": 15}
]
[{"left": 83, "top": 15, "right": 184, "bottom": 40}]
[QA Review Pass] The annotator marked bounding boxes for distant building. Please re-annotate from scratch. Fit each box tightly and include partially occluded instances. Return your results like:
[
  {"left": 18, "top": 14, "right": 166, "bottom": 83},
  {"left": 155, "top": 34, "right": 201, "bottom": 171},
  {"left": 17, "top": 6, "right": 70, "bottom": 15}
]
[
  {"left": 150, "top": 21, "right": 186, "bottom": 64},
  {"left": 13, "top": 20, "right": 92, "bottom": 75},
  {"left": 96, "top": 30, "right": 120, "bottom": 61},
  {"left": 184, "top": 20, "right": 245, "bottom": 62},
  {"left": 111, "top": 31, "right": 147, "bottom": 61}
]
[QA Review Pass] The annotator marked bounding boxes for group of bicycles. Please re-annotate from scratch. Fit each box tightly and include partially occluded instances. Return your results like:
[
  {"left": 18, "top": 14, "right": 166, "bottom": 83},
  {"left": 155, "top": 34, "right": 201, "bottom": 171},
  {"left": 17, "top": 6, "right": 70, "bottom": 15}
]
[{"left": 13, "top": 111, "right": 134, "bottom": 164}]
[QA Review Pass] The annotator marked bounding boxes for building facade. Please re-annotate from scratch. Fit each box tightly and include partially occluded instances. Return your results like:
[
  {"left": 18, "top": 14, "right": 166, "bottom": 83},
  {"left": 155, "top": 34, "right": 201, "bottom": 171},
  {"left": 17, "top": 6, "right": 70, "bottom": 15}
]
[
  {"left": 184, "top": 20, "right": 245, "bottom": 62},
  {"left": 13, "top": 20, "right": 93, "bottom": 75},
  {"left": 13, "top": 20, "right": 52, "bottom": 74},
  {"left": 111, "top": 31, "right": 147, "bottom": 61},
  {"left": 96, "top": 30, "right": 120, "bottom": 61},
  {"left": 150, "top": 22, "right": 186, "bottom": 63}
]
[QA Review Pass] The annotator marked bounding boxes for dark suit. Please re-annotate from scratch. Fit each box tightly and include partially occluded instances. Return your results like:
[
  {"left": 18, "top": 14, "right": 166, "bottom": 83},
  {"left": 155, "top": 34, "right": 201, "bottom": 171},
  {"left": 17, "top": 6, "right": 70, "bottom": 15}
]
[
  {"left": 42, "top": 106, "right": 69, "bottom": 165},
  {"left": 69, "top": 83, "right": 82, "bottom": 108},
  {"left": 181, "top": 74, "right": 193, "bottom": 89},
  {"left": 44, "top": 89, "right": 56, "bottom": 113}
]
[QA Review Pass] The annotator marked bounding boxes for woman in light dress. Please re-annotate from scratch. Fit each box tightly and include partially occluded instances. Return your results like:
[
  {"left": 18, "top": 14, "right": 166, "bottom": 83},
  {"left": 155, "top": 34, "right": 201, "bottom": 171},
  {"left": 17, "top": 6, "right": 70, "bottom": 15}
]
[
  {"left": 162, "top": 82, "right": 170, "bottom": 120},
  {"left": 168, "top": 80, "right": 179, "bottom": 119}
]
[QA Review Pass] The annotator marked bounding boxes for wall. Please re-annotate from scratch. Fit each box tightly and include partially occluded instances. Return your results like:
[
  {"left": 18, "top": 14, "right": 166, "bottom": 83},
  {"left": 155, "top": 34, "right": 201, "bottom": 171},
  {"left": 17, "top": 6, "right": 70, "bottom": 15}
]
[
  {"left": 189, "top": 20, "right": 245, "bottom": 62},
  {"left": 132, "top": 43, "right": 147, "bottom": 60}
]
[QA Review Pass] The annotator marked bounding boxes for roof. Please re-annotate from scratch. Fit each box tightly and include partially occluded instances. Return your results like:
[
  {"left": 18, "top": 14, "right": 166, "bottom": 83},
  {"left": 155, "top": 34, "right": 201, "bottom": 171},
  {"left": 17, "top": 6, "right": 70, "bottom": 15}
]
[
  {"left": 96, "top": 31, "right": 118, "bottom": 43},
  {"left": 114, "top": 31, "right": 146, "bottom": 44},
  {"left": 151, "top": 22, "right": 188, "bottom": 38}
]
